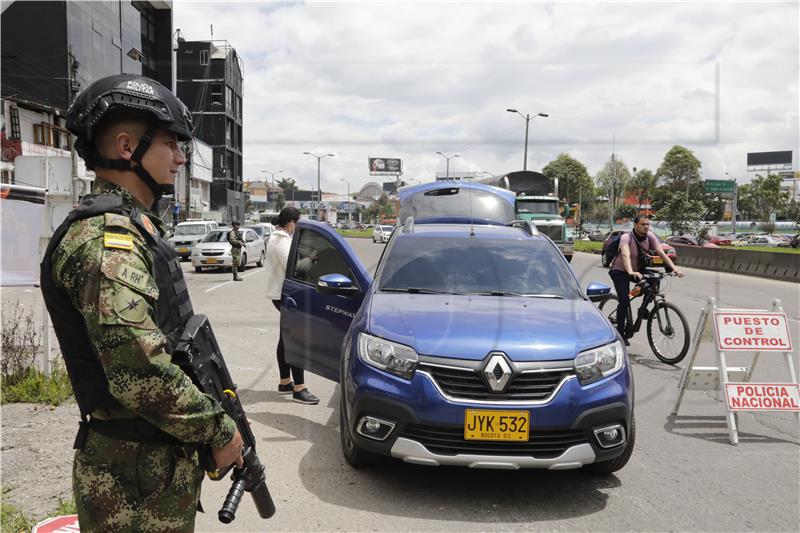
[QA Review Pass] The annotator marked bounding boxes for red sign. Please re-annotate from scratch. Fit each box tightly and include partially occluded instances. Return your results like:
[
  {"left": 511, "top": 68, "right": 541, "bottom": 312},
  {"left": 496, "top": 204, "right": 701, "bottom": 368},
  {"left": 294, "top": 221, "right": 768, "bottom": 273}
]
[
  {"left": 32, "top": 515, "right": 80, "bottom": 533},
  {"left": 724, "top": 383, "right": 800, "bottom": 411},
  {"left": 713, "top": 311, "right": 792, "bottom": 352}
]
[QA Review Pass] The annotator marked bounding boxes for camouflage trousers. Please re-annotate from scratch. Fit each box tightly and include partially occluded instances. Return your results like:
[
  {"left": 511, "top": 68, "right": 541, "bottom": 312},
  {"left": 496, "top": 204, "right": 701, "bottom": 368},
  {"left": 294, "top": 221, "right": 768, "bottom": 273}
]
[
  {"left": 231, "top": 247, "right": 242, "bottom": 271},
  {"left": 73, "top": 430, "right": 204, "bottom": 533}
]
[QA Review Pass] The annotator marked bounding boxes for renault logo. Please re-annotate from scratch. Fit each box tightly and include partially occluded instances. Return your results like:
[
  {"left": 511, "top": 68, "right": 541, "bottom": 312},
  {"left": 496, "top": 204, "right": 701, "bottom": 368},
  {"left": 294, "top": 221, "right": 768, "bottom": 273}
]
[{"left": 483, "top": 353, "right": 512, "bottom": 392}]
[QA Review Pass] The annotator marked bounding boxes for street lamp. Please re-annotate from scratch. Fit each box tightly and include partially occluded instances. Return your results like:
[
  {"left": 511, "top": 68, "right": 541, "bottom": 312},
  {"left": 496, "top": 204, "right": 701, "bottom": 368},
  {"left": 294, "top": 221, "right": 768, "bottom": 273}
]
[
  {"left": 435, "top": 151, "right": 460, "bottom": 179},
  {"left": 725, "top": 172, "right": 738, "bottom": 236},
  {"left": 506, "top": 109, "right": 548, "bottom": 171},
  {"left": 260, "top": 169, "right": 283, "bottom": 209},
  {"left": 303, "top": 152, "right": 335, "bottom": 220},
  {"left": 340, "top": 178, "right": 351, "bottom": 223}
]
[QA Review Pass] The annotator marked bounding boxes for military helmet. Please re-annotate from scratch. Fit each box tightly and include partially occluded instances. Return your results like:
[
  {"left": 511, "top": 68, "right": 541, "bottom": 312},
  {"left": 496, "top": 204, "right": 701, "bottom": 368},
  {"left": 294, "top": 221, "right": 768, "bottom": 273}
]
[
  {"left": 66, "top": 73, "right": 193, "bottom": 151},
  {"left": 231, "top": 219, "right": 241, "bottom": 226}
]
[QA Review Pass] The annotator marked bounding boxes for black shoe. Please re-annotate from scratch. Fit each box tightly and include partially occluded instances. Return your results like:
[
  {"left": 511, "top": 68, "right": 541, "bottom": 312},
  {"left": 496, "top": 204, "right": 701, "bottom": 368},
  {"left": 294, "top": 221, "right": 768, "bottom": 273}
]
[
  {"left": 623, "top": 338, "right": 630, "bottom": 347},
  {"left": 233, "top": 276, "right": 243, "bottom": 281},
  {"left": 278, "top": 382, "right": 293, "bottom": 395},
  {"left": 293, "top": 389, "right": 319, "bottom": 405}
]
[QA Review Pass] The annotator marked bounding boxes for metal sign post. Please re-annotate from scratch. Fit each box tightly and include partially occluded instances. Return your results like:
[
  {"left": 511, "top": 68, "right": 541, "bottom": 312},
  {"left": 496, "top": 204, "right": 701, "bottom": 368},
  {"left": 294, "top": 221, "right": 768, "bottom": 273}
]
[{"left": 673, "top": 297, "right": 799, "bottom": 445}]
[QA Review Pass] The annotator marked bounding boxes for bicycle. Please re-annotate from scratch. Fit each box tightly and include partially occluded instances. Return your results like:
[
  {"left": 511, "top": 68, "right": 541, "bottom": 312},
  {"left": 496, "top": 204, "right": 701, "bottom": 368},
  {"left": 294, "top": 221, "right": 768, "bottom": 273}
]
[{"left": 599, "top": 269, "right": 690, "bottom": 365}]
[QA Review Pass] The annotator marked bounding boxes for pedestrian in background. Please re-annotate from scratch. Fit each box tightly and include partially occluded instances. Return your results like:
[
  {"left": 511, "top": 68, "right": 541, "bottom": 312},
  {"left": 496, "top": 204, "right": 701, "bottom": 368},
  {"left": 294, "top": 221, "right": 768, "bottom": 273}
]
[
  {"left": 264, "top": 207, "right": 319, "bottom": 405},
  {"left": 228, "top": 220, "right": 244, "bottom": 281}
]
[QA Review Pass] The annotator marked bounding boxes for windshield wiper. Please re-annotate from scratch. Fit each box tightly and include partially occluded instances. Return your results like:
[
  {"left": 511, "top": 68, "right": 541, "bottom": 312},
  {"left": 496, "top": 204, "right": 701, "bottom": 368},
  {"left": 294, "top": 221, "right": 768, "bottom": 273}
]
[
  {"left": 382, "top": 287, "right": 453, "bottom": 295},
  {"left": 469, "top": 291, "right": 565, "bottom": 299}
]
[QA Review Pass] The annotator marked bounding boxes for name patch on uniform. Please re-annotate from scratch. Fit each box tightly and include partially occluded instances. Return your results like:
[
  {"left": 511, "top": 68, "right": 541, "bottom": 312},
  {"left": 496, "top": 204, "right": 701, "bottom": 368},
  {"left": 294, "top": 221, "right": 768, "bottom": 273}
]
[
  {"left": 115, "top": 264, "right": 150, "bottom": 293},
  {"left": 104, "top": 232, "right": 134, "bottom": 250}
]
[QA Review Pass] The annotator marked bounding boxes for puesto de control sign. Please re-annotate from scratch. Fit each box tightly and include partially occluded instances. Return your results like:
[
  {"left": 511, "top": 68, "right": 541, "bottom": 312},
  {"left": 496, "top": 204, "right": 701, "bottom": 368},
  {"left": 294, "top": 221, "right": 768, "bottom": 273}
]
[
  {"left": 713, "top": 311, "right": 792, "bottom": 352},
  {"left": 725, "top": 383, "right": 800, "bottom": 411}
]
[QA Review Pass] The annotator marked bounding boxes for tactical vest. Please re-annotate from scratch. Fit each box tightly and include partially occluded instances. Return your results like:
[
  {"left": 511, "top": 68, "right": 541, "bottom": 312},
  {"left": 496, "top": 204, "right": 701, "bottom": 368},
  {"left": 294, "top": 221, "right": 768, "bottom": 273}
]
[{"left": 40, "top": 194, "right": 194, "bottom": 441}]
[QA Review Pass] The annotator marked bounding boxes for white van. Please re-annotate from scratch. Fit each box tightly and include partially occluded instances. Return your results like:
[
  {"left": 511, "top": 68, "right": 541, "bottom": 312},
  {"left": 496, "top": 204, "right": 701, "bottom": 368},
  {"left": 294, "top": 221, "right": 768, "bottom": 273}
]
[{"left": 169, "top": 220, "right": 218, "bottom": 260}]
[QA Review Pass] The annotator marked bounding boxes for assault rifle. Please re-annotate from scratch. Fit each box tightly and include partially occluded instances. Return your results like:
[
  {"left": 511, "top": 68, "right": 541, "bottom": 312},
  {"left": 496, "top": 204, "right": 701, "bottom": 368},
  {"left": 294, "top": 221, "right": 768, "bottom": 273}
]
[{"left": 172, "top": 314, "right": 276, "bottom": 523}]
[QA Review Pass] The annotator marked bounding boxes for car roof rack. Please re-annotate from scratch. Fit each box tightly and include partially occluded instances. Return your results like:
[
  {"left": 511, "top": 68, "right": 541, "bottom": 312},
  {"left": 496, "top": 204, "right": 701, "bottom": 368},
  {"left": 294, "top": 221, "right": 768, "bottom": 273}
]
[
  {"left": 508, "top": 219, "right": 538, "bottom": 236},
  {"left": 402, "top": 216, "right": 414, "bottom": 234}
]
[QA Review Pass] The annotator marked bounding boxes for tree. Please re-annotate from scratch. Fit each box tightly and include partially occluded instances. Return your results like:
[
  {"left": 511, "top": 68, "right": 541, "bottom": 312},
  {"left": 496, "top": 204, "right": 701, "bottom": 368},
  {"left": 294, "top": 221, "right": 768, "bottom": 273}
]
[
  {"left": 364, "top": 193, "right": 394, "bottom": 222},
  {"left": 651, "top": 145, "right": 703, "bottom": 218},
  {"left": 542, "top": 154, "right": 593, "bottom": 210},
  {"left": 615, "top": 204, "right": 637, "bottom": 221},
  {"left": 625, "top": 168, "right": 657, "bottom": 213},
  {"left": 276, "top": 177, "right": 298, "bottom": 195},
  {"left": 654, "top": 194, "right": 705, "bottom": 236},
  {"left": 595, "top": 155, "right": 632, "bottom": 225},
  {"left": 274, "top": 191, "right": 286, "bottom": 212}
]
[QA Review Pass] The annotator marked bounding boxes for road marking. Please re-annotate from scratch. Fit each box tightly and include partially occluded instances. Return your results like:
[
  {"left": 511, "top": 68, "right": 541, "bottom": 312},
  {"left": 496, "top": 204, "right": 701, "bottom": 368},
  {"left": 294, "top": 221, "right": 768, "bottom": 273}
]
[{"left": 204, "top": 268, "right": 263, "bottom": 293}]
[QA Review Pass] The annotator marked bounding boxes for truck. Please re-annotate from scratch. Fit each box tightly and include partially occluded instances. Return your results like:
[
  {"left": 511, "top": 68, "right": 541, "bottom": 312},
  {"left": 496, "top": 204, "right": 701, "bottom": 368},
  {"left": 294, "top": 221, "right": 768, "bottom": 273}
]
[{"left": 479, "top": 170, "right": 574, "bottom": 261}]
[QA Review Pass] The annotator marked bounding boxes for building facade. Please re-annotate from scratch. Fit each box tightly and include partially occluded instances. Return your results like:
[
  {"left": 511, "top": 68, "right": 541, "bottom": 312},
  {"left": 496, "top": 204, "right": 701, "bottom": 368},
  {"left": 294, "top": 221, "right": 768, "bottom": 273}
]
[
  {"left": 1, "top": 1, "right": 173, "bottom": 188},
  {"left": 176, "top": 39, "right": 244, "bottom": 221}
]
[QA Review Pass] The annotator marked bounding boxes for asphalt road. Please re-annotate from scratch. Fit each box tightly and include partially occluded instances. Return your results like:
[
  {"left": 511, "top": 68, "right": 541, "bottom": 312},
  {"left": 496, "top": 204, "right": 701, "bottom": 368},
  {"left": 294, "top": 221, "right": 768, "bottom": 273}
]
[{"left": 183, "top": 242, "right": 799, "bottom": 532}]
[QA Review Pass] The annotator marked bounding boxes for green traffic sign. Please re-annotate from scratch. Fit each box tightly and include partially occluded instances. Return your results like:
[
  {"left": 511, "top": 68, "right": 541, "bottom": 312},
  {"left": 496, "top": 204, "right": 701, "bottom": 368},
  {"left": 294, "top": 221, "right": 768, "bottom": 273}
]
[{"left": 704, "top": 179, "right": 735, "bottom": 194}]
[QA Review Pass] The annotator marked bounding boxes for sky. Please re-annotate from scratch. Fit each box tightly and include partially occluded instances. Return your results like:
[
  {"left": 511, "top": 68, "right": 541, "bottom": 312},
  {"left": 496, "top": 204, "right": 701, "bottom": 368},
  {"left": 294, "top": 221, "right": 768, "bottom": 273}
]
[{"left": 173, "top": 1, "right": 799, "bottom": 197}]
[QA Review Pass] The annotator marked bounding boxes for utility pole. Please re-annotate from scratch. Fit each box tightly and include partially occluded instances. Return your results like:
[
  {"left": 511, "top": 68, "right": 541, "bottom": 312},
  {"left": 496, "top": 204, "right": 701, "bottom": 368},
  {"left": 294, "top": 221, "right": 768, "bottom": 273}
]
[{"left": 303, "top": 152, "right": 334, "bottom": 220}]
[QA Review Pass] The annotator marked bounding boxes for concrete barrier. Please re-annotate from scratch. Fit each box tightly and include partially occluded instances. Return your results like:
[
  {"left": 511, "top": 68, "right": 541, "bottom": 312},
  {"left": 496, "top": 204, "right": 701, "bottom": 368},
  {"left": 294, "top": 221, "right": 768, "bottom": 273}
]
[
  {"left": 666, "top": 244, "right": 799, "bottom": 282},
  {"left": 580, "top": 244, "right": 799, "bottom": 282}
]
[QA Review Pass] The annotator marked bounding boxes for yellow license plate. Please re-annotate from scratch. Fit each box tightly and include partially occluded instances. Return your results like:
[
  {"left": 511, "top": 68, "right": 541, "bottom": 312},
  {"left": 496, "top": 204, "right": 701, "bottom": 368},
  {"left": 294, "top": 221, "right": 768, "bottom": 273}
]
[
  {"left": 206, "top": 258, "right": 219, "bottom": 264},
  {"left": 178, "top": 247, "right": 189, "bottom": 253},
  {"left": 464, "top": 409, "right": 530, "bottom": 441},
  {"left": 652, "top": 257, "right": 663, "bottom": 264}
]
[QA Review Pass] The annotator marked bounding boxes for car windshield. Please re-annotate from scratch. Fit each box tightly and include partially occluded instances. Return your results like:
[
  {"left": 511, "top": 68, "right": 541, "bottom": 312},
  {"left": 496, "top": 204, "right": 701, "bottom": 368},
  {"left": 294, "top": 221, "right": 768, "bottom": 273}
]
[
  {"left": 245, "top": 226, "right": 264, "bottom": 236},
  {"left": 201, "top": 230, "right": 229, "bottom": 243},
  {"left": 380, "top": 226, "right": 393, "bottom": 232},
  {"left": 379, "top": 235, "right": 581, "bottom": 299},
  {"left": 175, "top": 225, "right": 207, "bottom": 236}
]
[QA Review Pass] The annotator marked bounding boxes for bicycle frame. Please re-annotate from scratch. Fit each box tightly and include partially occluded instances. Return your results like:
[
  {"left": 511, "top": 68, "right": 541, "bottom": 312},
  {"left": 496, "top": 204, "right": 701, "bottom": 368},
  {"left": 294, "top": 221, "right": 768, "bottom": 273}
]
[{"left": 620, "top": 275, "right": 668, "bottom": 339}]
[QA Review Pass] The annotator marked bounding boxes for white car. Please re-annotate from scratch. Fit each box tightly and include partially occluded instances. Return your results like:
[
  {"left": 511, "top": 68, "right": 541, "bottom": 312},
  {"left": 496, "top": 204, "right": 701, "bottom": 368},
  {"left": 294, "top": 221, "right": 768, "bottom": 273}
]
[
  {"left": 743, "top": 235, "right": 784, "bottom": 247},
  {"left": 169, "top": 220, "right": 217, "bottom": 260},
  {"left": 372, "top": 224, "right": 394, "bottom": 243},
  {"left": 191, "top": 228, "right": 265, "bottom": 272}
]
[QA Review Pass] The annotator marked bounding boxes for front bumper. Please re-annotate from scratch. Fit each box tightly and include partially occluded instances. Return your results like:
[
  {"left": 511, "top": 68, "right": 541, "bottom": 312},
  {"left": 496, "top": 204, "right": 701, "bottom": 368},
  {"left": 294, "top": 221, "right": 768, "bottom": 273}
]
[
  {"left": 191, "top": 256, "right": 233, "bottom": 267},
  {"left": 344, "top": 355, "right": 632, "bottom": 469}
]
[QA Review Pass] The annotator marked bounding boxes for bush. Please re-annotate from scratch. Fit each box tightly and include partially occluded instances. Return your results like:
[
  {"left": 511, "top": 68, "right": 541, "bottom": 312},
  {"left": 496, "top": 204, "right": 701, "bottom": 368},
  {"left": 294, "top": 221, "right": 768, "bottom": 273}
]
[
  {"left": 0, "top": 491, "right": 33, "bottom": 533},
  {"left": 0, "top": 299, "right": 73, "bottom": 405}
]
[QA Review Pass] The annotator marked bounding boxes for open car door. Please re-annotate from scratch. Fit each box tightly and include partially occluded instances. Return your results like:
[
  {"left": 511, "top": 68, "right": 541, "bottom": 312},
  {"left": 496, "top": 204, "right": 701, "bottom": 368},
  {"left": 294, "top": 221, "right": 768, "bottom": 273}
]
[{"left": 280, "top": 220, "right": 372, "bottom": 382}]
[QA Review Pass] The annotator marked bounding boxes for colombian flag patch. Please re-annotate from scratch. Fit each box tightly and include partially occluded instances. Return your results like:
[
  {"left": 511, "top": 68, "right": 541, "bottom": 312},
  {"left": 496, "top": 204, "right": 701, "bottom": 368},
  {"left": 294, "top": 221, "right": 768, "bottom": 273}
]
[{"left": 103, "top": 232, "right": 134, "bottom": 251}]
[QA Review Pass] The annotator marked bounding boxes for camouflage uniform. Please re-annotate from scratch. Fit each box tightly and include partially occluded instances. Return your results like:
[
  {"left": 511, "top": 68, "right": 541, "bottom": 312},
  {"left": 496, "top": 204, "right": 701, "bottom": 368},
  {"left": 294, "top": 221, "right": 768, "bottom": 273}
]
[
  {"left": 49, "top": 180, "right": 236, "bottom": 532},
  {"left": 227, "top": 228, "right": 244, "bottom": 274}
]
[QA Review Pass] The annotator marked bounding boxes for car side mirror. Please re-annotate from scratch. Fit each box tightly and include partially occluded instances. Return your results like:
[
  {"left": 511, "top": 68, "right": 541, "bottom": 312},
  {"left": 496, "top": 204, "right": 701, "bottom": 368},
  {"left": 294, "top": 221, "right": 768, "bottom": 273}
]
[
  {"left": 317, "top": 273, "right": 359, "bottom": 296},
  {"left": 586, "top": 282, "right": 612, "bottom": 303}
]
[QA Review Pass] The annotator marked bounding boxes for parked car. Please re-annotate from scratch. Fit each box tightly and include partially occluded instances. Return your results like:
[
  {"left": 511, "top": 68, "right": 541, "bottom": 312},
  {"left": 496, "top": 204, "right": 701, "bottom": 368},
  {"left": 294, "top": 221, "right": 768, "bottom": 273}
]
[
  {"left": 601, "top": 230, "right": 677, "bottom": 267},
  {"left": 280, "top": 182, "right": 634, "bottom": 474},
  {"left": 372, "top": 225, "right": 394, "bottom": 243},
  {"left": 169, "top": 220, "right": 217, "bottom": 260},
  {"left": 587, "top": 230, "right": 605, "bottom": 242},
  {"left": 245, "top": 223, "right": 274, "bottom": 248},
  {"left": 666, "top": 235, "right": 719, "bottom": 248},
  {"left": 707, "top": 235, "right": 733, "bottom": 246},
  {"left": 742, "top": 235, "right": 784, "bottom": 248},
  {"left": 191, "top": 228, "right": 265, "bottom": 272}
]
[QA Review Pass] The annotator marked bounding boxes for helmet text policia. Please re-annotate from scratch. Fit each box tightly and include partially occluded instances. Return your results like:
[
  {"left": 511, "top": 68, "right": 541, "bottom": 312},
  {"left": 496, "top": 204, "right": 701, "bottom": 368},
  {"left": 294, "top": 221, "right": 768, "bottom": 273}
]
[{"left": 66, "top": 74, "right": 193, "bottom": 205}]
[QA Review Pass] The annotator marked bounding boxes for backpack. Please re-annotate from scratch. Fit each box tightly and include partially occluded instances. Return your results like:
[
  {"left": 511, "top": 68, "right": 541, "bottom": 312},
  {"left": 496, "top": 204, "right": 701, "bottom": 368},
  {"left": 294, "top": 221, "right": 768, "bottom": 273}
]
[{"left": 606, "top": 231, "right": 652, "bottom": 270}]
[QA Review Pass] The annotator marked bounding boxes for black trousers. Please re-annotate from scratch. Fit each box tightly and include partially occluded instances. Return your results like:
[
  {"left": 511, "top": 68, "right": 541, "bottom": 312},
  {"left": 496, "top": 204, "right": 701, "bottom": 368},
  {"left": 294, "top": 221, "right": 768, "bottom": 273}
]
[
  {"left": 271, "top": 300, "right": 305, "bottom": 385},
  {"left": 609, "top": 269, "right": 632, "bottom": 338}
]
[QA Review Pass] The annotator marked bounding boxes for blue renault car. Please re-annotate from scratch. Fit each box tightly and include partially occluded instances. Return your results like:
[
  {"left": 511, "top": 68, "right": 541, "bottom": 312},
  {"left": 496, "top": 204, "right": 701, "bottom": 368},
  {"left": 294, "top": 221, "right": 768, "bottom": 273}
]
[{"left": 282, "top": 182, "right": 633, "bottom": 474}]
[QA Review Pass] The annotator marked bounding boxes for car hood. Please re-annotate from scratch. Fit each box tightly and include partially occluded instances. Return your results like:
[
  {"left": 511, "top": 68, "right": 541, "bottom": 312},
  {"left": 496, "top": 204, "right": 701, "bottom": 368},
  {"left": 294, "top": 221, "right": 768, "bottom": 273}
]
[
  {"left": 194, "top": 243, "right": 230, "bottom": 251},
  {"left": 170, "top": 235, "right": 203, "bottom": 242},
  {"left": 367, "top": 293, "right": 615, "bottom": 361}
]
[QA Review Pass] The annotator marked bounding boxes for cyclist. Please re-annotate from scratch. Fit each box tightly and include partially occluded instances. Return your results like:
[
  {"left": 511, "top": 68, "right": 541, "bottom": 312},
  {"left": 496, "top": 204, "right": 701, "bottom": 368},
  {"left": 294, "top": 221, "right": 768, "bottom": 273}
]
[{"left": 609, "top": 215, "right": 683, "bottom": 344}]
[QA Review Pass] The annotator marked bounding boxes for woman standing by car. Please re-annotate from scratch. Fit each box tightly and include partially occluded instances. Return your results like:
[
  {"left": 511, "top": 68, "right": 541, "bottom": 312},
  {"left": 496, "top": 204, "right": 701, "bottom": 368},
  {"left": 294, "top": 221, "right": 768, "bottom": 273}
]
[{"left": 264, "top": 207, "right": 319, "bottom": 405}]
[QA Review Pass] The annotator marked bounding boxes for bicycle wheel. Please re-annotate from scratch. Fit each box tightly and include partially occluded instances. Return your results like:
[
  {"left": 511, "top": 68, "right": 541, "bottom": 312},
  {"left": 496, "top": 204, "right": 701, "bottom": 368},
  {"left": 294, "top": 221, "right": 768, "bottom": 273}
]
[
  {"left": 646, "top": 301, "right": 690, "bottom": 364},
  {"left": 598, "top": 295, "right": 619, "bottom": 328}
]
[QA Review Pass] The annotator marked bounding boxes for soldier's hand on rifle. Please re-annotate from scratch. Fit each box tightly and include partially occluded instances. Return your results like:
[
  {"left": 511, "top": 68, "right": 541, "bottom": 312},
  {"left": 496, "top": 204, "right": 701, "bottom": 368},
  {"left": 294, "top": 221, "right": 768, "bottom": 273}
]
[{"left": 213, "top": 429, "right": 245, "bottom": 470}]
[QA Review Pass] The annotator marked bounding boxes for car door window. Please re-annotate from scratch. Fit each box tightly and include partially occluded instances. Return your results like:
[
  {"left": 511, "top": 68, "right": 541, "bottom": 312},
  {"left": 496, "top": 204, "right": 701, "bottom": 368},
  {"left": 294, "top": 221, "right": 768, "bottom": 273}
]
[{"left": 290, "top": 229, "right": 355, "bottom": 287}]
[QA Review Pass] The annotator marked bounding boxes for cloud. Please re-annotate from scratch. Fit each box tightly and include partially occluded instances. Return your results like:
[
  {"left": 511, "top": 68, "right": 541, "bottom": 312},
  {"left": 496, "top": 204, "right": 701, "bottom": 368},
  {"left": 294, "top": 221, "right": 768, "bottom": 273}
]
[{"left": 174, "top": 1, "right": 799, "bottom": 193}]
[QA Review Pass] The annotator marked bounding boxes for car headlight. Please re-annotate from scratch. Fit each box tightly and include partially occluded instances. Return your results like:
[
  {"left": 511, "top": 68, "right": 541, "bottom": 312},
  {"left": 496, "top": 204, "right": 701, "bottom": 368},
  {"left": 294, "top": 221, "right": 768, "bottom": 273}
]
[
  {"left": 574, "top": 341, "right": 625, "bottom": 385},
  {"left": 357, "top": 333, "right": 418, "bottom": 379}
]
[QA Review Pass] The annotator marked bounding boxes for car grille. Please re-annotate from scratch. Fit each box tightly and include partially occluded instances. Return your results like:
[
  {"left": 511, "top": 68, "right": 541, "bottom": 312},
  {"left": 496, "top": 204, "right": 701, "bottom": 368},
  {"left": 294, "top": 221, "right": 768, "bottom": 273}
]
[
  {"left": 419, "top": 364, "right": 573, "bottom": 401},
  {"left": 535, "top": 224, "right": 563, "bottom": 241},
  {"left": 400, "top": 424, "right": 587, "bottom": 458},
  {"left": 202, "top": 251, "right": 224, "bottom": 257},
  {"left": 174, "top": 241, "right": 193, "bottom": 246}
]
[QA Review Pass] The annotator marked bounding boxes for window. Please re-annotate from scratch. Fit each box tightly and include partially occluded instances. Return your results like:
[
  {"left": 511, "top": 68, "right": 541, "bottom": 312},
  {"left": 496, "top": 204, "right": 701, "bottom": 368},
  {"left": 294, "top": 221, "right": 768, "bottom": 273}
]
[
  {"left": 225, "top": 86, "right": 233, "bottom": 114},
  {"left": 290, "top": 229, "right": 353, "bottom": 286},
  {"left": 210, "top": 83, "right": 222, "bottom": 105},
  {"left": 200, "top": 49, "right": 209, "bottom": 65},
  {"left": 9, "top": 107, "right": 20, "bottom": 140}
]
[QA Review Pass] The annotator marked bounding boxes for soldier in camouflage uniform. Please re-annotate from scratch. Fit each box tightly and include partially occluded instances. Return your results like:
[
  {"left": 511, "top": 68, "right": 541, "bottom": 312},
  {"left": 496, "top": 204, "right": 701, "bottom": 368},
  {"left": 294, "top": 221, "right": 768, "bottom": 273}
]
[
  {"left": 227, "top": 220, "right": 244, "bottom": 281},
  {"left": 41, "top": 74, "right": 244, "bottom": 532}
]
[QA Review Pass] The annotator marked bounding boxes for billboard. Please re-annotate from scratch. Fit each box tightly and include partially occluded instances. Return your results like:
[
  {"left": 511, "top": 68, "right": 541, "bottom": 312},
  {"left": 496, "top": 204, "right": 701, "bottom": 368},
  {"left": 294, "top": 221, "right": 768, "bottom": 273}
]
[
  {"left": 747, "top": 151, "right": 792, "bottom": 170},
  {"left": 369, "top": 157, "right": 402, "bottom": 176}
]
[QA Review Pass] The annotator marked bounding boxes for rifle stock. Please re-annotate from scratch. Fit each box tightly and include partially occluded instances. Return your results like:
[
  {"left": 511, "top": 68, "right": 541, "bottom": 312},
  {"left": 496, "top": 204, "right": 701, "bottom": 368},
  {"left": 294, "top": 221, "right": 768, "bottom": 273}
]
[{"left": 173, "top": 314, "right": 276, "bottom": 522}]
